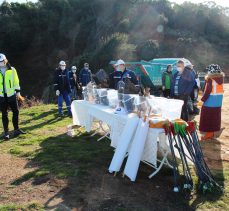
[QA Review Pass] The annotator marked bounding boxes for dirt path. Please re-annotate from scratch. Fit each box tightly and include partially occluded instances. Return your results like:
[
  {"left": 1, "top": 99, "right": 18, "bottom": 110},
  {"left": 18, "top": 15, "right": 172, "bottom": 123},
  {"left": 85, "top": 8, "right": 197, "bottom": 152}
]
[
  {"left": 0, "top": 154, "right": 67, "bottom": 209},
  {"left": 218, "top": 83, "right": 229, "bottom": 162},
  {"left": 197, "top": 84, "right": 229, "bottom": 170}
]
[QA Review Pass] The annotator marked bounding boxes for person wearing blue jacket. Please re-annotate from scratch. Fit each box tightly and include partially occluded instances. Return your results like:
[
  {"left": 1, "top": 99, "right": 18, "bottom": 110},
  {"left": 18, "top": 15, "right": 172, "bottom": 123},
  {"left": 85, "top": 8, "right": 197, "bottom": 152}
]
[
  {"left": 79, "top": 63, "right": 92, "bottom": 86},
  {"left": 54, "top": 61, "right": 72, "bottom": 117},
  {"left": 171, "top": 60, "right": 195, "bottom": 121},
  {"left": 109, "top": 59, "right": 139, "bottom": 90}
]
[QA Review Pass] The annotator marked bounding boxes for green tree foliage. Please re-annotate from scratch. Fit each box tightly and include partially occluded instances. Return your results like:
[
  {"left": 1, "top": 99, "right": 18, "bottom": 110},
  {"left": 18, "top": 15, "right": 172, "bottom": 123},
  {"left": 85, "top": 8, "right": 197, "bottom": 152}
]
[
  {"left": 0, "top": 0, "right": 228, "bottom": 97},
  {"left": 137, "top": 39, "right": 159, "bottom": 60},
  {"left": 92, "top": 33, "right": 136, "bottom": 67}
]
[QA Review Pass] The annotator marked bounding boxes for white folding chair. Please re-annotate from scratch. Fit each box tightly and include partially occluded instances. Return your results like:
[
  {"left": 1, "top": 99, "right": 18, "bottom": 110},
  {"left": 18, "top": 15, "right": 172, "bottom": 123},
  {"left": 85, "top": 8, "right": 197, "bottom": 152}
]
[
  {"left": 91, "top": 120, "right": 111, "bottom": 142},
  {"left": 147, "top": 132, "right": 173, "bottom": 179}
]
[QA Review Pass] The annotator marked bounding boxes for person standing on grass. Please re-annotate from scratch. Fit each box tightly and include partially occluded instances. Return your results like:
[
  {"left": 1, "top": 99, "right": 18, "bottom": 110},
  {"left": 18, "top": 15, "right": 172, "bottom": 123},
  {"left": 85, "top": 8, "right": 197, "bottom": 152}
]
[
  {"left": 199, "top": 64, "right": 224, "bottom": 141},
  {"left": 171, "top": 60, "right": 195, "bottom": 121},
  {"left": 79, "top": 63, "right": 92, "bottom": 86},
  {"left": 69, "top": 66, "right": 79, "bottom": 100},
  {"left": 54, "top": 61, "right": 72, "bottom": 117},
  {"left": 162, "top": 65, "right": 173, "bottom": 98},
  {"left": 0, "top": 53, "right": 26, "bottom": 140}
]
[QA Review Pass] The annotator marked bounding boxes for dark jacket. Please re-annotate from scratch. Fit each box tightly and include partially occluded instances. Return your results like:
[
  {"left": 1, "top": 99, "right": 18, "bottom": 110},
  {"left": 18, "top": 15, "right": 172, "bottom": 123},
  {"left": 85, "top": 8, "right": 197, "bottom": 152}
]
[
  {"left": 109, "top": 68, "right": 138, "bottom": 90},
  {"left": 191, "top": 69, "right": 199, "bottom": 88},
  {"left": 191, "top": 69, "right": 198, "bottom": 79},
  {"left": 54, "top": 68, "right": 71, "bottom": 94},
  {"left": 69, "top": 70, "right": 76, "bottom": 89},
  {"left": 171, "top": 67, "right": 195, "bottom": 97},
  {"left": 162, "top": 71, "right": 173, "bottom": 89},
  {"left": 79, "top": 68, "right": 92, "bottom": 86}
]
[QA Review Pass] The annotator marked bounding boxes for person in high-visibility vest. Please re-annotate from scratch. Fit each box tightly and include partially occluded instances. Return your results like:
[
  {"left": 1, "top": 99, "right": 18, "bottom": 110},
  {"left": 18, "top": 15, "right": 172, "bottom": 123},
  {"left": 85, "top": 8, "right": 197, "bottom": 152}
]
[
  {"left": 162, "top": 65, "right": 173, "bottom": 98},
  {"left": 199, "top": 64, "right": 224, "bottom": 141},
  {"left": 0, "top": 53, "right": 26, "bottom": 140}
]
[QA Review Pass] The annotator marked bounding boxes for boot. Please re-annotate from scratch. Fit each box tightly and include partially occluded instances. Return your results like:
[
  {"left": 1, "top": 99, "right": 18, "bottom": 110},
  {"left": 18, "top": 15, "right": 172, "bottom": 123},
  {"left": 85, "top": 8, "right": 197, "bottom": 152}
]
[
  {"left": 3, "top": 132, "right": 10, "bottom": 140},
  {"left": 14, "top": 129, "right": 26, "bottom": 137},
  {"left": 59, "top": 113, "right": 65, "bottom": 117}
]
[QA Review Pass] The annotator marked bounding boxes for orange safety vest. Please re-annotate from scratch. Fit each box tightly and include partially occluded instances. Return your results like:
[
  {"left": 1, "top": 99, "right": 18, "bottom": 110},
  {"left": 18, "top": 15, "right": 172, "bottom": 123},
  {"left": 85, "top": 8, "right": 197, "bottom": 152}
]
[
  {"left": 210, "top": 79, "right": 224, "bottom": 94},
  {"left": 204, "top": 79, "right": 224, "bottom": 107}
]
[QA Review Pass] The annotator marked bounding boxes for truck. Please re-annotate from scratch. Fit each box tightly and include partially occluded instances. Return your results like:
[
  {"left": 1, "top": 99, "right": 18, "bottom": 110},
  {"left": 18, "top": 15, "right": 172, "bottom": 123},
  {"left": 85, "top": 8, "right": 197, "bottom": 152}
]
[{"left": 110, "top": 58, "right": 193, "bottom": 95}]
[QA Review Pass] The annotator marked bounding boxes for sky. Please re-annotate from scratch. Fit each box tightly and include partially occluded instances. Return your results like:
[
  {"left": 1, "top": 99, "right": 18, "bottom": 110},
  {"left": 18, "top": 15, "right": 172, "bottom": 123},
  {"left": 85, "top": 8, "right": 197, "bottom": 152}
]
[
  {"left": 171, "top": 0, "right": 229, "bottom": 7},
  {"left": 0, "top": 0, "right": 229, "bottom": 8}
]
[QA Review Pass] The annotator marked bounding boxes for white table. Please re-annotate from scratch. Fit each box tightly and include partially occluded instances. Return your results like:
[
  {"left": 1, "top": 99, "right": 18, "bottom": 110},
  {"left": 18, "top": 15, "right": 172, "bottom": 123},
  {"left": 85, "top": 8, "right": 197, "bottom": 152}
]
[
  {"left": 71, "top": 100, "right": 135, "bottom": 147},
  {"left": 71, "top": 100, "right": 173, "bottom": 179}
]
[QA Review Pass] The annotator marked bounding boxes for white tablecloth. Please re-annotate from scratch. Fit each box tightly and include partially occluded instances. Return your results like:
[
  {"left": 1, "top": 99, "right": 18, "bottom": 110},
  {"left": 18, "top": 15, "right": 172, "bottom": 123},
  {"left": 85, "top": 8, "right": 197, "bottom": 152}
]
[
  {"left": 72, "top": 100, "right": 136, "bottom": 147},
  {"left": 71, "top": 100, "right": 168, "bottom": 167}
]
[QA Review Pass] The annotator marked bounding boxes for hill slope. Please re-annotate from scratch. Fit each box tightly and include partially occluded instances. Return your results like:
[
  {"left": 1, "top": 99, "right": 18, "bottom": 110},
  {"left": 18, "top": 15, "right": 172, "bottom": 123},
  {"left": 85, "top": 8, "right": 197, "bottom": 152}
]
[{"left": 0, "top": 0, "right": 228, "bottom": 97}]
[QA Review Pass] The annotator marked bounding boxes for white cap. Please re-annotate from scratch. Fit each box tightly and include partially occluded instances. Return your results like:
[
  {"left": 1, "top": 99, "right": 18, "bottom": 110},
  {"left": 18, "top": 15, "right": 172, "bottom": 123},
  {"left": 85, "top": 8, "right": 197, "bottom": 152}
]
[
  {"left": 59, "top": 60, "right": 66, "bottom": 66},
  {"left": 0, "top": 53, "right": 6, "bottom": 62},
  {"left": 72, "top": 66, "right": 77, "bottom": 70},
  {"left": 115, "top": 59, "right": 125, "bottom": 66}
]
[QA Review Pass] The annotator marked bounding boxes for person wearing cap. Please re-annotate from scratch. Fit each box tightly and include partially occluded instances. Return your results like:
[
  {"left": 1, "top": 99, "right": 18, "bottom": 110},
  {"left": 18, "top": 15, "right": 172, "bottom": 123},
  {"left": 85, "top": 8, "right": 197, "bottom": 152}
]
[
  {"left": 54, "top": 61, "right": 72, "bottom": 117},
  {"left": 0, "top": 53, "right": 26, "bottom": 140},
  {"left": 69, "top": 66, "right": 79, "bottom": 100},
  {"left": 79, "top": 63, "right": 92, "bottom": 86},
  {"left": 109, "top": 59, "right": 139, "bottom": 90},
  {"left": 171, "top": 60, "right": 195, "bottom": 121},
  {"left": 199, "top": 64, "right": 224, "bottom": 141}
]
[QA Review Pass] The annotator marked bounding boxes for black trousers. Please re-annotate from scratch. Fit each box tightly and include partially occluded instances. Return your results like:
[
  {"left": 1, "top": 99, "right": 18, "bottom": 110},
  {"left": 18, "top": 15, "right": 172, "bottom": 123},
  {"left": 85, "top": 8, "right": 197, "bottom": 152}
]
[
  {"left": 163, "top": 89, "right": 171, "bottom": 98},
  {"left": 174, "top": 95, "right": 189, "bottom": 121},
  {"left": 0, "top": 96, "right": 19, "bottom": 133}
]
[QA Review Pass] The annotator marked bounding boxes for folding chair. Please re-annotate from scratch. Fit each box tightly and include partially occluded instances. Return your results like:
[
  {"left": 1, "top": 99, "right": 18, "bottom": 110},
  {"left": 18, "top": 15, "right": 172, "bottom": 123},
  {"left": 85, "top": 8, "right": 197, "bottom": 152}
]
[
  {"left": 148, "top": 132, "right": 173, "bottom": 178},
  {"left": 90, "top": 120, "right": 111, "bottom": 142}
]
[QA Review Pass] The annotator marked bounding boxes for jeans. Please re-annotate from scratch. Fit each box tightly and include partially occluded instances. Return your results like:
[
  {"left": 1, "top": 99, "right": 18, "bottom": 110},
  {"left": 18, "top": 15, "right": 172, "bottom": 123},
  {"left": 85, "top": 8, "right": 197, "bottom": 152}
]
[
  {"left": 58, "top": 91, "right": 71, "bottom": 115},
  {"left": 0, "top": 96, "right": 19, "bottom": 133},
  {"left": 70, "top": 88, "right": 77, "bottom": 100}
]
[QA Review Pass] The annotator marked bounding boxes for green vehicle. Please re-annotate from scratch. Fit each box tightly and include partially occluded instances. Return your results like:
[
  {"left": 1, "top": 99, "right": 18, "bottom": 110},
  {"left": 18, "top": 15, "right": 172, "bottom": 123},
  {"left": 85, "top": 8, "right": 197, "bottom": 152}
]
[{"left": 110, "top": 58, "right": 192, "bottom": 94}]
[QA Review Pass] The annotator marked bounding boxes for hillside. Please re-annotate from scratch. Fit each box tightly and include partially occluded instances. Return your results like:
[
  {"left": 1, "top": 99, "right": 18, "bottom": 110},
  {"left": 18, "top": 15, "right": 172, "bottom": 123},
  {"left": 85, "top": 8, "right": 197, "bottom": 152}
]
[
  {"left": 0, "top": 85, "right": 228, "bottom": 210},
  {"left": 0, "top": 0, "right": 228, "bottom": 97}
]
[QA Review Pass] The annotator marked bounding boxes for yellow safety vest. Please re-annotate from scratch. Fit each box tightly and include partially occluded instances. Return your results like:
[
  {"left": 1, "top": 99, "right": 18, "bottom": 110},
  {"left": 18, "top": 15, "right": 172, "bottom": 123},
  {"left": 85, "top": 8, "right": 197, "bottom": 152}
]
[{"left": 0, "top": 68, "right": 20, "bottom": 97}]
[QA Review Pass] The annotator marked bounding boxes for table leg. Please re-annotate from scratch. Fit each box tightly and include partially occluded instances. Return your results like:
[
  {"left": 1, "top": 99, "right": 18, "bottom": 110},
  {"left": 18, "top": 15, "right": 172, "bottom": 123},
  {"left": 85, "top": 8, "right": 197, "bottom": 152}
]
[{"left": 148, "top": 151, "right": 170, "bottom": 179}]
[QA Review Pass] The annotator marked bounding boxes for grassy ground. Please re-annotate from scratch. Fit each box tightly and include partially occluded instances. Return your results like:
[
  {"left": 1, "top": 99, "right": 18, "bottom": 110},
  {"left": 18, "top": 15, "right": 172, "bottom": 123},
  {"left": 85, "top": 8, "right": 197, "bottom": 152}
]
[{"left": 0, "top": 104, "right": 228, "bottom": 210}]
